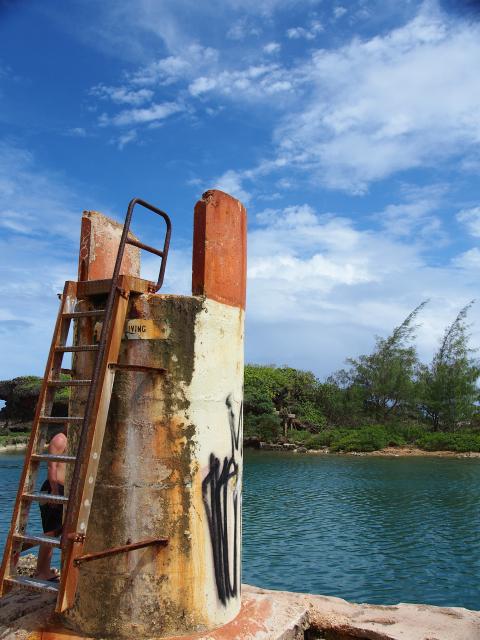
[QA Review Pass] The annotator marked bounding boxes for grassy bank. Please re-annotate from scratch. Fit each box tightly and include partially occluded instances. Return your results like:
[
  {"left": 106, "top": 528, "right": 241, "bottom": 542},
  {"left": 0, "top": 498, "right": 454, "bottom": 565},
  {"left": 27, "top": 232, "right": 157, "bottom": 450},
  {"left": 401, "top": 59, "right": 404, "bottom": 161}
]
[{"left": 286, "top": 424, "right": 480, "bottom": 453}]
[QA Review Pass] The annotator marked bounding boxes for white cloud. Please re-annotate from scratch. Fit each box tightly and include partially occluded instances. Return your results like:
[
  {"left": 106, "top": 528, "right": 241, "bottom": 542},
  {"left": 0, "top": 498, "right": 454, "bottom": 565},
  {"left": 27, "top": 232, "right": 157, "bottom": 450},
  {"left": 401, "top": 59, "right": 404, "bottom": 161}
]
[
  {"left": 129, "top": 45, "right": 219, "bottom": 86},
  {"left": 0, "top": 142, "right": 101, "bottom": 378},
  {"left": 189, "top": 76, "right": 218, "bottom": 97},
  {"left": 376, "top": 184, "right": 446, "bottom": 239},
  {"left": 333, "top": 6, "right": 347, "bottom": 19},
  {"left": 100, "top": 101, "right": 183, "bottom": 126},
  {"left": 227, "top": 17, "right": 261, "bottom": 40},
  {"left": 214, "top": 170, "right": 252, "bottom": 204},
  {"left": 275, "top": 7, "right": 480, "bottom": 192},
  {"left": 0, "top": 143, "right": 84, "bottom": 241},
  {"left": 93, "top": 3, "right": 480, "bottom": 190},
  {"left": 211, "top": 156, "right": 294, "bottom": 205},
  {"left": 263, "top": 42, "right": 281, "bottom": 54},
  {"left": 67, "top": 127, "right": 87, "bottom": 137},
  {"left": 54, "top": 0, "right": 316, "bottom": 61},
  {"left": 188, "top": 63, "right": 293, "bottom": 99},
  {"left": 0, "top": 209, "right": 34, "bottom": 234},
  {"left": 116, "top": 129, "right": 138, "bottom": 149},
  {"left": 457, "top": 206, "right": 480, "bottom": 237},
  {"left": 453, "top": 248, "right": 480, "bottom": 270},
  {"left": 91, "top": 84, "right": 154, "bottom": 105},
  {"left": 245, "top": 201, "right": 480, "bottom": 375},
  {"left": 286, "top": 20, "right": 323, "bottom": 40}
]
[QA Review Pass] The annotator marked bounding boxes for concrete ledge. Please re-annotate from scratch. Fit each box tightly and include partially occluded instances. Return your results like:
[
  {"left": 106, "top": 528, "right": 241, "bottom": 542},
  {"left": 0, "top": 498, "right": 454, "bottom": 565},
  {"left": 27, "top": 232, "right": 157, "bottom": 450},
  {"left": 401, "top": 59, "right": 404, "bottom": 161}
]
[{"left": 1, "top": 584, "right": 479, "bottom": 640}]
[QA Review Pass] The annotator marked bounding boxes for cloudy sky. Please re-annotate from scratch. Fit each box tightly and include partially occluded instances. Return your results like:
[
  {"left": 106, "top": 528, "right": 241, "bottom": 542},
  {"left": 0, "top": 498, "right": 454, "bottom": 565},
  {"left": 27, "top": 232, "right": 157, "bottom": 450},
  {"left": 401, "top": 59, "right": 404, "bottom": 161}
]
[{"left": 1, "top": 0, "right": 480, "bottom": 381}]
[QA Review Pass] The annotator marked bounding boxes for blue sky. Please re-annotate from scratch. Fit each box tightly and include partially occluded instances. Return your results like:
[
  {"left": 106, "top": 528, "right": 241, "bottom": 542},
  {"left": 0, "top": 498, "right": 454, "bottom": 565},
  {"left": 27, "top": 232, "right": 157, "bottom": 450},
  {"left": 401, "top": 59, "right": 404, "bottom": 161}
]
[{"left": 1, "top": 0, "right": 480, "bottom": 381}]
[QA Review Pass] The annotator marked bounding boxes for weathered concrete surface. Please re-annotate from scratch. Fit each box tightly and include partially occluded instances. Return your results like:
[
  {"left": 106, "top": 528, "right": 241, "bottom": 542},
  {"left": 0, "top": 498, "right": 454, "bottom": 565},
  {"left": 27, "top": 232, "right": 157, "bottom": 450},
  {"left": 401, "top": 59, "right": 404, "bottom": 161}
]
[
  {"left": 1, "top": 584, "right": 479, "bottom": 640},
  {"left": 64, "top": 293, "right": 244, "bottom": 638},
  {"left": 77, "top": 210, "right": 140, "bottom": 281}
]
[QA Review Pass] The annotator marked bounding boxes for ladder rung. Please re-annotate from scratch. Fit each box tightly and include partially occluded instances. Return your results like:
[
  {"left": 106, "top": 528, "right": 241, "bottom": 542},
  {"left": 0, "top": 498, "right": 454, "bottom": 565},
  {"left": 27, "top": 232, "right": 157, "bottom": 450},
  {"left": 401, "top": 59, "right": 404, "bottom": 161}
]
[
  {"left": 31, "top": 453, "right": 77, "bottom": 463},
  {"left": 61, "top": 368, "right": 73, "bottom": 375},
  {"left": 39, "top": 416, "right": 83, "bottom": 424},
  {"left": 22, "top": 492, "right": 69, "bottom": 505},
  {"left": 48, "top": 379, "right": 91, "bottom": 387},
  {"left": 55, "top": 345, "right": 99, "bottom": 353},
  {"left": 5, "top": 575, "right": 59, "bottom": 594},
  {"left": 13, "top": 533, "right": 61, "bottom": 548},
  {"left": 62, "top": 310, "right": 105, "bottom": 319}
]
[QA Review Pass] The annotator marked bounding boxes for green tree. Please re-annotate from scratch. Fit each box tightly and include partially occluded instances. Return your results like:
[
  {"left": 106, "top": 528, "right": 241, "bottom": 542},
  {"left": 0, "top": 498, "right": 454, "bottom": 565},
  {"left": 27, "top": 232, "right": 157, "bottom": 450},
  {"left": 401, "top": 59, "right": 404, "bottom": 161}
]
[
  {"left": 335, "top": 302, "right": 427, "bottom": 422},
  {"left": 244, "top": 364, "right": 326, "bottom": 436},
  {"left": 417, "top": 302, "right": 480, "bottom": 431},
  {"left": 0, "top": 375, "right": 70, "bottom": 428},
  {"left": 321, "top": 374, "right": 365, "bottom": 426}
]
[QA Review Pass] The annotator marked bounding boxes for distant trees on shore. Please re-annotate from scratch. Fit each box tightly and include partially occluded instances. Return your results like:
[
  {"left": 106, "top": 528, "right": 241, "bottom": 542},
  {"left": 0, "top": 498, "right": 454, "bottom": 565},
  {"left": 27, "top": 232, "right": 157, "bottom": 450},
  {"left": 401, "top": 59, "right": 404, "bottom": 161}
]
[{"left": 244, "top": 301, "right": 480, "bottom": 451}]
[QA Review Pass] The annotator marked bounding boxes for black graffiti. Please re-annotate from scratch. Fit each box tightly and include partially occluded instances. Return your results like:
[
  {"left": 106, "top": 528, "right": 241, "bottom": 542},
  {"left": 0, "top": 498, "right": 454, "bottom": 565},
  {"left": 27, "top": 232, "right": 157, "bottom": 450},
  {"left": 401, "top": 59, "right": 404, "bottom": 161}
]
[{"left": 202, "top": 394, "right": 242, "bottom": 606}]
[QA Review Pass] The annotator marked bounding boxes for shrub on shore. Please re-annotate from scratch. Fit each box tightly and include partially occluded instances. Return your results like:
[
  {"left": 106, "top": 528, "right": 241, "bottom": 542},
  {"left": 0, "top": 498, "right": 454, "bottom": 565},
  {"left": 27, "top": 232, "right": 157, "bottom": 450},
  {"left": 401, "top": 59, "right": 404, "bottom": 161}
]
[{"left": 277, "top": 423, "right": 480, "bottom": 453}]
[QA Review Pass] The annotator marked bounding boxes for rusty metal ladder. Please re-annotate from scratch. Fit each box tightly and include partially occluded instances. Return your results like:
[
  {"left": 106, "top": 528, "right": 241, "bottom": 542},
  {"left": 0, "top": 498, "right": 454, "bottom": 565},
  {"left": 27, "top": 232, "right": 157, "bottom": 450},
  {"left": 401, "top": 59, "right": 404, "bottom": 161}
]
[{"left": 0, "top": 198, "right": 172, "bottom": 612}]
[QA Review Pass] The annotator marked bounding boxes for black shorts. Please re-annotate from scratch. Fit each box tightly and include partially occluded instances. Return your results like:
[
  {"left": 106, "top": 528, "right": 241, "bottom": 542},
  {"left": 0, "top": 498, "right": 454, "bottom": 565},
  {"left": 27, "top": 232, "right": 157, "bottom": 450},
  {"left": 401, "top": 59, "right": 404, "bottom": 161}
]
[{"left": 39, "top": 479, "right": 64, "bottom": 535}]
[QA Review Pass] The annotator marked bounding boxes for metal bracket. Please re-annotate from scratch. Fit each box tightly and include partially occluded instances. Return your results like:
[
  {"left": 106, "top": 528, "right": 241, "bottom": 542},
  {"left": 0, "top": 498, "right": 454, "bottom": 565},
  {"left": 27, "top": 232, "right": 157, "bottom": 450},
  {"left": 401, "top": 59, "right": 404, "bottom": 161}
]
[
  {"left": 67, "top": 533, "right": 86, "bottom": 544},
  {"left": 108, "top": 363, "right": 167, "bottom": 374},
  {"left": 73, "top": 537, "right": 168, "bottom": 567},
  {"left": 116, "top": 287, "right": 130, "bottom": 299}
]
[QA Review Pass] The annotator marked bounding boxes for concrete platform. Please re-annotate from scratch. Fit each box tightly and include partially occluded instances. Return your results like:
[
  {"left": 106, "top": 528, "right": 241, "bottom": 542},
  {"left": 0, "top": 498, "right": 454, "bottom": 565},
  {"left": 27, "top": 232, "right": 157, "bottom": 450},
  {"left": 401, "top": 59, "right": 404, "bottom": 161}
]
[{"left": 1, "top": 584, "right": 479, "bottom": 640}]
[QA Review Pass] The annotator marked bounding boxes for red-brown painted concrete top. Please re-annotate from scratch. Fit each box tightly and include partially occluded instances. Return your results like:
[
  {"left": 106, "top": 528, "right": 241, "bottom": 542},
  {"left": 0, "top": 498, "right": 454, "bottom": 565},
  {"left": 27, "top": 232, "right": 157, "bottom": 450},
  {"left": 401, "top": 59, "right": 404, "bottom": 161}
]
[
  {"left": 192, "top": 190, "right": 247, "bottom": 310},
  {"left": 78, "top": 211, "right": 140, "bottom": 281}
]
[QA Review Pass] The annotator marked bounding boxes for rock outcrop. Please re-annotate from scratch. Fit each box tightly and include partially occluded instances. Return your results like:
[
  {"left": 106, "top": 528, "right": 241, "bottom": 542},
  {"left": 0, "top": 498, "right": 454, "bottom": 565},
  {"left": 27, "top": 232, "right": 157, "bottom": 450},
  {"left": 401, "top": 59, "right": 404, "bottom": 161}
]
[{"left": 0, "top": 376, "right": 68, "bottom": 430}]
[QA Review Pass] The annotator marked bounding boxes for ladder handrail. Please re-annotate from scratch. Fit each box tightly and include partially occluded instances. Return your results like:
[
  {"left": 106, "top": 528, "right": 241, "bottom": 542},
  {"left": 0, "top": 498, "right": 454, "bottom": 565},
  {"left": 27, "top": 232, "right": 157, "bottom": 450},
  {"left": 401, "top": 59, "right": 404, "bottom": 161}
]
[{"left": 123, "top": 197, "right": 172, "bottom": 292}]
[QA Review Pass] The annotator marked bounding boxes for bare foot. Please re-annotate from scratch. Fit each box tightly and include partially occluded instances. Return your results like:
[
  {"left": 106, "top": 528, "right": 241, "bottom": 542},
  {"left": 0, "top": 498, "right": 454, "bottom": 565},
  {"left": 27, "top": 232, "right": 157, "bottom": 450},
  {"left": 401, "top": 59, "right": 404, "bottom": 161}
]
[{"left": 36, "top": 568, "right": 59, "bottom": 581}]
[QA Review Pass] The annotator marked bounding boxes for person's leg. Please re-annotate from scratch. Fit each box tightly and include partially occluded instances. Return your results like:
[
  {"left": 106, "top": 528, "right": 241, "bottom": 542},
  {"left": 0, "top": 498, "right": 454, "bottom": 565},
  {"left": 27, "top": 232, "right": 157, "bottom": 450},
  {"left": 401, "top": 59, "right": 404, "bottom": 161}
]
[
  {"left": 37, "top": 480, "right": 60, "bottom": 580},
  {"left": 36, "top": 532, "right": 56, "bottom": 579}
]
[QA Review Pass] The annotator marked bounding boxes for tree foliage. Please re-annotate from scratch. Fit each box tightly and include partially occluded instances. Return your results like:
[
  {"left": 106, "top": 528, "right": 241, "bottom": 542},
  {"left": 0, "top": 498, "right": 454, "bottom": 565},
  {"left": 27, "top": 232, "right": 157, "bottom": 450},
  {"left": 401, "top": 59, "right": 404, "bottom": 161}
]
[
  {"left": 244, "top": 301, "right": 480, "bottom": 446},
  {"left": 244, "top": 365, "right": 326, "bottom": 439},
  {"left": 416, "top": 302, "right": 480, "bottom": 430},
  {"left": 334, "top": 302, "right": 428, "bottom": 421},
  {"left": 0, "top": 375, "right": 70, "bottom": 429}
]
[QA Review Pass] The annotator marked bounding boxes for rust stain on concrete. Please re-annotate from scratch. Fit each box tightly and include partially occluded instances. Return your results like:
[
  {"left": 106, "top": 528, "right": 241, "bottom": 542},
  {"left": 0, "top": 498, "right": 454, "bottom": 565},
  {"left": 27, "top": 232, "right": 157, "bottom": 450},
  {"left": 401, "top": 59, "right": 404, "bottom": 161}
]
[{"left": 62, "top": 291, "right": 210, "bottom": 638}]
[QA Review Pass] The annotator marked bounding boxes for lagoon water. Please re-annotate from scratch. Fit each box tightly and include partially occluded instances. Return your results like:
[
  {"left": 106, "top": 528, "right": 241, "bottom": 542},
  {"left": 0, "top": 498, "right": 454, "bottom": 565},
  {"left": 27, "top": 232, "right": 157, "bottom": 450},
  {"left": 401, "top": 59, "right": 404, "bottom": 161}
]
[
  {"left": 0, "top": 450, "right": 479, "bottom": 609},
  {"left": 243, "top": 451, "right": 480, "bottom": 610}
]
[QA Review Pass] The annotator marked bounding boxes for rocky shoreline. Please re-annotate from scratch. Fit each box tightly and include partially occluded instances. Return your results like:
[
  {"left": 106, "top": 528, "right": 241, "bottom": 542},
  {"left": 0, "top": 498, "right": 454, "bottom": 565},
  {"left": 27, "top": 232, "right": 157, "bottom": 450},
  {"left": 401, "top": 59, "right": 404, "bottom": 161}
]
[
  {"left": 0, "top": 442, "right": 29, "bottom": 454},
  {"left": 0, "top": 441, "right": 480, "bottom": 458},
  {"left": 2, "top": 439, "right": 480, "bottom": 459},
  {"left": 247, "top": 440, "right": 480, "bottom": 458}
]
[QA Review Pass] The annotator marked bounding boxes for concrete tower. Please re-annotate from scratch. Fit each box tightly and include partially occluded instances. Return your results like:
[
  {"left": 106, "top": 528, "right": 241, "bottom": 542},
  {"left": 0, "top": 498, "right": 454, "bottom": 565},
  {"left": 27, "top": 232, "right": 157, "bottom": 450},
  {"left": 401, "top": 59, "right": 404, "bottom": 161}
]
[{"left": 63, "top": 190, "right": 246, "bottom": 638}]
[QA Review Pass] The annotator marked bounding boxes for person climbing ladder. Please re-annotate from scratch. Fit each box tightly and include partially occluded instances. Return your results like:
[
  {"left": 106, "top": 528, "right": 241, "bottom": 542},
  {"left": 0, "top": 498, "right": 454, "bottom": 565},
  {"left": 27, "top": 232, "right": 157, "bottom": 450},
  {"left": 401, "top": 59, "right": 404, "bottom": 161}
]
[{"left": 36, "top": 428, "right": 67, "bottom": 581}]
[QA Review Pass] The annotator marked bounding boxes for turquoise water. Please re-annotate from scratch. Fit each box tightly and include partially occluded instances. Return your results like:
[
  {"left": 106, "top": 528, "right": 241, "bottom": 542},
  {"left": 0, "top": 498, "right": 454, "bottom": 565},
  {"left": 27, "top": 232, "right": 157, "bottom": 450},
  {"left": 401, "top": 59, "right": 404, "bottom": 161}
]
[
  {"left": 0, "top": 453, "right": 43, "bottom": 537},
  {"left": 243, "top": 451, "right": 480, "bottom": 609},
  {"left": 1, "top": 451, "right": 479, "bottom": 609}
]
